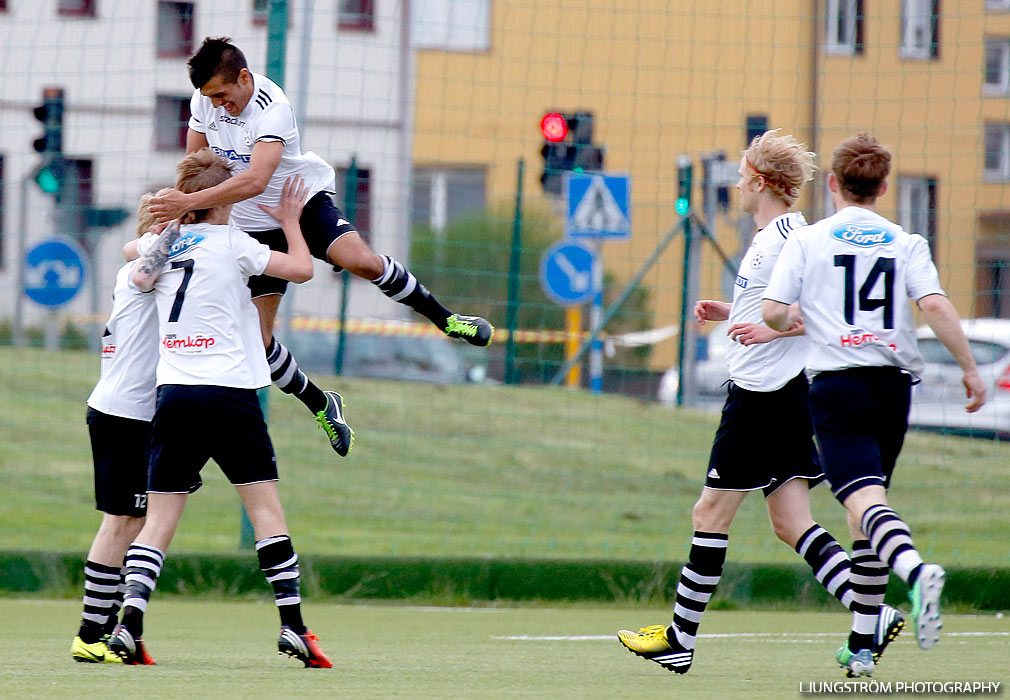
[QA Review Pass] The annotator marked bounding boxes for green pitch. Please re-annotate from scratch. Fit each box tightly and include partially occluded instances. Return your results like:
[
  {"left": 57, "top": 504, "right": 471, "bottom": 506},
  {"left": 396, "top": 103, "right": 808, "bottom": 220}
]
[
  {"left": 2, "top": 599, "right": 1007, "bottom": 699},
  {"left": 1, "top": 346, "right": 1009, "bottom": 566}
]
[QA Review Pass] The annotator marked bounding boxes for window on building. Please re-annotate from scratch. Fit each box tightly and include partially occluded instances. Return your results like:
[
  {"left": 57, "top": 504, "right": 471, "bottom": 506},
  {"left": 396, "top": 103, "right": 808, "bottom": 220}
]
[
  {"left": 988, "top": 0, "right": 1010, "bottom": 11},
  {"left": 334, "top": 164, "right": 371, "bottom": 241},
  {"left": 901, "top": 0, "right": 940, "bottom": 60},
  {"left": 414, "top": 0, "right": 492, "bottom": 52},
  {"left": 411, "top": 167, "right": 486, "bottom": 232},
  {"left": 0, "top": 2, "right": 8, "bottom": 13},
  {"left": 339, "top": 0, "right": 375, "bottom": 31},
  {"left": 825, "top": 0, "right": 864, "bottom": 56},
  {"left": 157, "top": 2, "right": 195, "bottom": 58},
  {"left": 744, "top": 114, "right": 768, "bottom": 147},
  {"left": 986, "top": 38, "right": 1010, "bottom": 95},
  {"left": 898, "top": 176, "right": 938, "bottom": 255},
  {"left": 253, "top": 0, "right": 268, "bottom": 25},
  {"left": 155, "top": 95, "right": 192, "bottom": 151},
  {"left": 58, "top": 0, "right": 96, "bottom": 17},
  {"left": 0, "top": 154, "right": 5, "bottom": 267},
  {"left": 985, "top": 123, "right": 1010, "bottom": 180}
]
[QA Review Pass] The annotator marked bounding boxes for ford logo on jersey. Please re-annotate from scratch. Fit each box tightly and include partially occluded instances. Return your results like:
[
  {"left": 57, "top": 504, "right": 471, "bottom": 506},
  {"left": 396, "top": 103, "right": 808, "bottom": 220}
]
[
  {"left": 168, "top": 231, "right": 206, "bottom": 259},
  {"left": 831, "top": 224, "right": 894, "bottom": 247}
]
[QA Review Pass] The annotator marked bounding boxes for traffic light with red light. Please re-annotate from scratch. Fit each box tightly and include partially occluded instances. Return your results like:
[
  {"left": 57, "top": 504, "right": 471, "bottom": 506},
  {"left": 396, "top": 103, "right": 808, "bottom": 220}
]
[{"left": 539, "top": 111, "right": 605, "bottom": 195}]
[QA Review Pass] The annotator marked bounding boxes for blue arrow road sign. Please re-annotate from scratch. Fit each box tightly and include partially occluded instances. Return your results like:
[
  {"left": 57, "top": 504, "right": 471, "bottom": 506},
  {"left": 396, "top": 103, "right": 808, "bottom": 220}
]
[
  {"left": 565, "top": 172, "right": 631, "bottom": 239},
  {"left": 540, "top": 240, "right": 596, "bottom": 306},
  {"left": 24, "top": 236, "right": 87, "bottom": 307}
]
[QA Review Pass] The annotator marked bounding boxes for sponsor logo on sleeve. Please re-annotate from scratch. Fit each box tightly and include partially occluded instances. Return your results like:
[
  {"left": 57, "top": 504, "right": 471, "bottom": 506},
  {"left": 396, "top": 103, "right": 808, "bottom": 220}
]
[
  {"left": 830, "top": 224, "right": 895, "bottom": 247},
  {"left": 735, "top": 275, "right": 748, "bottom": 289}
]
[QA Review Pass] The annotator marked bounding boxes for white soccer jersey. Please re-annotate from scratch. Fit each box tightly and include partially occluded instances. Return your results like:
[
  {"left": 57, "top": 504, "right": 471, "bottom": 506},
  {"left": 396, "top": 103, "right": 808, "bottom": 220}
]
[
  {"left": 726, "top": 211, "right": 809, "bottom": 391},
  {"left": 87, "top": 261, "right": 160, "bottom": 421},
  {"left": 764, "top": 206, "right": 945, "bottom": 378},
  {"left": 147, "top": 223, "right": 272, "bottom": 388},
  {"left": 188, "top": 72, "right": 335, "bottom": 232}
]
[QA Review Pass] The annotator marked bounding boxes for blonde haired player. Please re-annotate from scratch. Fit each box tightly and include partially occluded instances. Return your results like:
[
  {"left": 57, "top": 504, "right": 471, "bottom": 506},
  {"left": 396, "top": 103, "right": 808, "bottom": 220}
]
[
  {"left": 617, "top": 130, "right": 902, "bottom": 674},
  {"left": 70, "top": 190, "right": 170, "bottom": 663}
]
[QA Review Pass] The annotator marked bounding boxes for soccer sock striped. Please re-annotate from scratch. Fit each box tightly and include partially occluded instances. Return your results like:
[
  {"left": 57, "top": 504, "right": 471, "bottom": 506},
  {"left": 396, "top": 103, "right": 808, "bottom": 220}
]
[
  {"left": 848, "top": 539, "right": 889, "bottom": 651},
  {"left": 256, "top": 535, "right": 306, "bottom": 634},
  {"left": 795, "top": 524, "right": 853, "bottom": 610},
  {"left": 77, "top": 561, "right": 123, "bottom": 643},
  {"left": 669, "top": 531, "right": 728, "bottom": 650},
  {"left": 266, "top": 338, "right": 327, "bottom": 414},
  {"left": 121, "top": 543, "right": 165, "bottom": 638},
  {"left": 372, "top": 254, "right": 451, "bottom": 328},
  {"left": 861, "top": 505, "right": 924, "bottom": 586}
]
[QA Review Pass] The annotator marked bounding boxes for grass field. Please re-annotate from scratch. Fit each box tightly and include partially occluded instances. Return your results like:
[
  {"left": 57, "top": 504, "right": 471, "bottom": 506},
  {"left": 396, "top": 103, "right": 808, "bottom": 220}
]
[
  {"left": 2, "top": 346, "right": 1009, "bottom": 567},
  {"left": 2, "top": 598, "right": 1007, "bottom": 699}
]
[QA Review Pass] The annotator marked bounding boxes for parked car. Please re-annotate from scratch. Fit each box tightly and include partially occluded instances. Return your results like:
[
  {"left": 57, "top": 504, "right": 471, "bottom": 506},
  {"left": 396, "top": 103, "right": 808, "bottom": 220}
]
[{"left": 908, "top": 318, "right": 1010, "bottom": 437}]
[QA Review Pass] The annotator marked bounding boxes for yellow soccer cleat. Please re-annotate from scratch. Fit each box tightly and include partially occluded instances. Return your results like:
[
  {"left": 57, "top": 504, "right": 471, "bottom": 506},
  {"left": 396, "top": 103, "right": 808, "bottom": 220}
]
[
  {"left": 71, "top": 635, "right": 123, "bottom": 664},
  {"left": 616, "top": 624, "right": 693, "bottom": 674}
]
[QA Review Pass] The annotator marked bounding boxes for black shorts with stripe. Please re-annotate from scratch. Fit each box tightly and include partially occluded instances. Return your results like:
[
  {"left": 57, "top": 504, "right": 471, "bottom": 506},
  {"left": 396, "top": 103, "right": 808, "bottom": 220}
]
[
  {"left": 147, "top": 385, "right": 277, "bottom": 494},
  {"left": 247, "top": 191, "right": 357, "bottom": 298},
  {"left": 808, "top": 366, "right": 912, "bottom": 503},
  {"left": 87, "top": 407, "right": 151, "bottom": 517},
  {"left": 706, "top": 372, "right": 823, "bottom": 497}
]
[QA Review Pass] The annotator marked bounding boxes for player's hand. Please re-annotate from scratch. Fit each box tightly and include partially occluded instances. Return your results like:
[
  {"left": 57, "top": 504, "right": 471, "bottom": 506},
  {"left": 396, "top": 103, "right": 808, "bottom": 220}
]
[
  {"left": 258, "top": 176, "right": 309, "bottom": 224},
  {"left": 728, "top": 322, "right": 779, "bottom": 346},
  {"left": 694, "top": 300, "right": 730, "bottom": 325},
  {"left": 148, "top": 189, "right": 194, "bottom": 222},
  {"left": 962, "top": 369, "right": 987, "bottom": 413}
]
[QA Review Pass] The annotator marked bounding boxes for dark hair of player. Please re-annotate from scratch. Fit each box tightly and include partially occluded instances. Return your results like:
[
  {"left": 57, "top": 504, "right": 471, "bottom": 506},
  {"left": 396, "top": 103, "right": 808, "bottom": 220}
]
[
  {"left": 831, "top": 133, "right": 892, "bottom": 205},
  {"left": 187, "top": 37, "right": 248, "bottom": 89}
]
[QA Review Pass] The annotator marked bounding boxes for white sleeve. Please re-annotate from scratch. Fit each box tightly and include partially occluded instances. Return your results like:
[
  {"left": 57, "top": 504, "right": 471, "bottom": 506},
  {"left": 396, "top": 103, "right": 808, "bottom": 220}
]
[
  {"left": 232, "top": 226, "right": 272, "bottom": 277},
  {"left": 188, "top": 90, "right": 207, "bottom": 133},
  {"left": 905, "top": 234, "right": 946, "bottom": 300},
  {"left": 254, "top": 103, "right": 297, "bottom": 145},
  {"left": 136, "top": 231, "right": 158, "bottom": 256},
  {"left": 764, "top": 234, "right": 804, "bottom": 304}
]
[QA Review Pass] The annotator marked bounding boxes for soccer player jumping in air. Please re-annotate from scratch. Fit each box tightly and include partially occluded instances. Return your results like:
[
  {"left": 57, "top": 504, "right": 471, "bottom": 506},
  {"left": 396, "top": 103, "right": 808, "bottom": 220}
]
[
  {"left": 763, "top": 133, "right": 986, "bottom": 677},
  {"left": 617, "top": 130, "right": 903, "bottom": 675},
  {"left": 108, "top": 152, "right": 331, "bottom": 669},
  {"left": 148, "top": 37, "right": 494, "bottom": 457}
]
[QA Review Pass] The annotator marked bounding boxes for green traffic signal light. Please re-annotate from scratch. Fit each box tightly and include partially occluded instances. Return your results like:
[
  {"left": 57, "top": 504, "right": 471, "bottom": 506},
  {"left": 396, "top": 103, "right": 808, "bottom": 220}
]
[
  {"left": 675, "top": 197, "right": 690, "bottom": 216},
  {"left": 34, "top": 163, "right": 61, "bottom": 194}
]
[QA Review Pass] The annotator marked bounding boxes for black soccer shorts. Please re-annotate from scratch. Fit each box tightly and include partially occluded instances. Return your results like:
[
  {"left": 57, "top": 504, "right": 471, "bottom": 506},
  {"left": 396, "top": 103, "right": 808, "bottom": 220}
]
[
  {"left": 705, "top": 371, "right": 823, "bottom": 497},
  {"left": 808, "top": 366, "right": 912, "bottom": 503},
  {"left": 247, "top": 191, "right": 357, "bottom": 298},
  {"left": 147, "top": 385, "right": 277, "bottom": 494},
  {"left": 86, "top": 407, "right": 151, "bottom": 517}
]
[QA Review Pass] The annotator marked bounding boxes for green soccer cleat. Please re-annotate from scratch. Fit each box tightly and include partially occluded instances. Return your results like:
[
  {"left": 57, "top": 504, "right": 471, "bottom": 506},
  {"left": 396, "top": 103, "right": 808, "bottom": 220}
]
[
  {"left": 315, "top": 390, "right": 354, "bottom": 457},
  {"left": 71, "top": 635, "right": 123, "bottom": 664},
  {"left": 836, "top": 645, "right": 874, "bottom": 678},
  {"left": 445, "top": 314, "right": 494, "bottom": 347},
  {"left": 909, "top": 563, "right": 945, "bottom": 650},
  {"left": 873, "top": 604, "right": 905, "bottom": 664},
  {"left": 278, "top": 627, "right": 333, "bottom": 669},
  {"left": 616, "top": 624, "right": 693, "bottom": 674}
]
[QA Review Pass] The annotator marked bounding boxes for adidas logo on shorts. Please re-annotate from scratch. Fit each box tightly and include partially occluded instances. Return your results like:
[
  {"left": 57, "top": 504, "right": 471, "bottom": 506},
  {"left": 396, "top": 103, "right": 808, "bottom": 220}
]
[{"left": 707, "top": 468, "right": 720, "bottom": 479}]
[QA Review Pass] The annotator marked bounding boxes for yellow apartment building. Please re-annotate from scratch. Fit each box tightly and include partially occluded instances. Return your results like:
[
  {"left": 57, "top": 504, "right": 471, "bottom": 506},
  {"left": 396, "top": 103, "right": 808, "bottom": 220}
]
[{"left": 412, "top": 1, "right": 1010, "bottom": 369}]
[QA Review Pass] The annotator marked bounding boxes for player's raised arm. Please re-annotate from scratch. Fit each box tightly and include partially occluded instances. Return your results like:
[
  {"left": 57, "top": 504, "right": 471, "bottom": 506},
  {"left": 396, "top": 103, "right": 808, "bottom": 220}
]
[
  {"left": 148, "top": 140, "right": 283, "bottom": 222},
  {"left": 258, "top": 175, "right": 313, "bottom": 283}
]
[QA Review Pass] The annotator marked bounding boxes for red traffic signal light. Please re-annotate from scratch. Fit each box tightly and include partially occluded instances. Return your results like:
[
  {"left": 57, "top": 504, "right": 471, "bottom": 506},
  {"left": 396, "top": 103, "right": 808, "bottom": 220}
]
[{"left": 540, "top": 113, "right": 568, "bottom": 143}]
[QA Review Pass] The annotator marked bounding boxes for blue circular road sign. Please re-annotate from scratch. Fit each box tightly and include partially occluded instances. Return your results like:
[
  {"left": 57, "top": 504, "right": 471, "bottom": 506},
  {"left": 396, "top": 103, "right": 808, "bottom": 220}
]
[
  {"left": 540, "top": 240, "right": 596, "bottom": 306},
  {"left": 24, "top": 236, "right": 87, "bottom": 307}
]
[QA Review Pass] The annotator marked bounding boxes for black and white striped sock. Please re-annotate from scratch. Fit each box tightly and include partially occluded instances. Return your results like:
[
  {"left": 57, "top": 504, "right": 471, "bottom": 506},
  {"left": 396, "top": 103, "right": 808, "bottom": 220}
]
[
  {"left": 372, "top": 254, "right": 451, "bottom": 328},
  {"left": 795, "top": 524, "right": 853, "bottom": 610},
  {"left": 861, "top": 505, "right": 924, "bottom": 586},
  {"left": 848, "top": 539, "right": 889, "bottom": 651},
  {"left": 256, "top": 535, "right": 305, "bottom": 634},
  {"left": 77, "top": 561, "right": 123, "bottom": 643},
  {"left": 670, "top": 532, "right": 728, "bottom": 650},
  {"left": 266, "top": 338, "right": 327, "bottom": 414},
  {"left": 121, "top": 543, "right": 165, "bottom": 638}
]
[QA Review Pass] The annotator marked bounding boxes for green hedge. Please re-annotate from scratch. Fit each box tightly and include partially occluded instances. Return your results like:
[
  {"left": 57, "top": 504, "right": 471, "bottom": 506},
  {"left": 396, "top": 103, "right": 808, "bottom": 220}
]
[{"left": 2, "top": 551, "right": 1007, "bottom": 611}]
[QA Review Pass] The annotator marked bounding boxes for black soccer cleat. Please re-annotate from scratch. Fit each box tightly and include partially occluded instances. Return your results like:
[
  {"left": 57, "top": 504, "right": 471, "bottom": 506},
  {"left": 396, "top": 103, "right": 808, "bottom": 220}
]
[
  {"left": 873, "top": 604, "right": 905, "bottom": 664},
  {"left": 107, "top": 624, "right": 156, "bottom": 665},
  {"left": 315, "top": 390, "right": 354, "bottom": 456},
  {"left": 445, "top": 314, "right": 494, "bottom": 347},
  {"left": 278, "top": 626, "right": 332, "bottom": 668}
]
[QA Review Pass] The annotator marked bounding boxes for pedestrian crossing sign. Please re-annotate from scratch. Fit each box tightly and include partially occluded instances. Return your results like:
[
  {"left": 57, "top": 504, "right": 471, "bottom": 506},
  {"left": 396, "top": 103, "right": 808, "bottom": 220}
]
[{"left": 564, "top": 173, "right": 631, "bottom": 239}]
